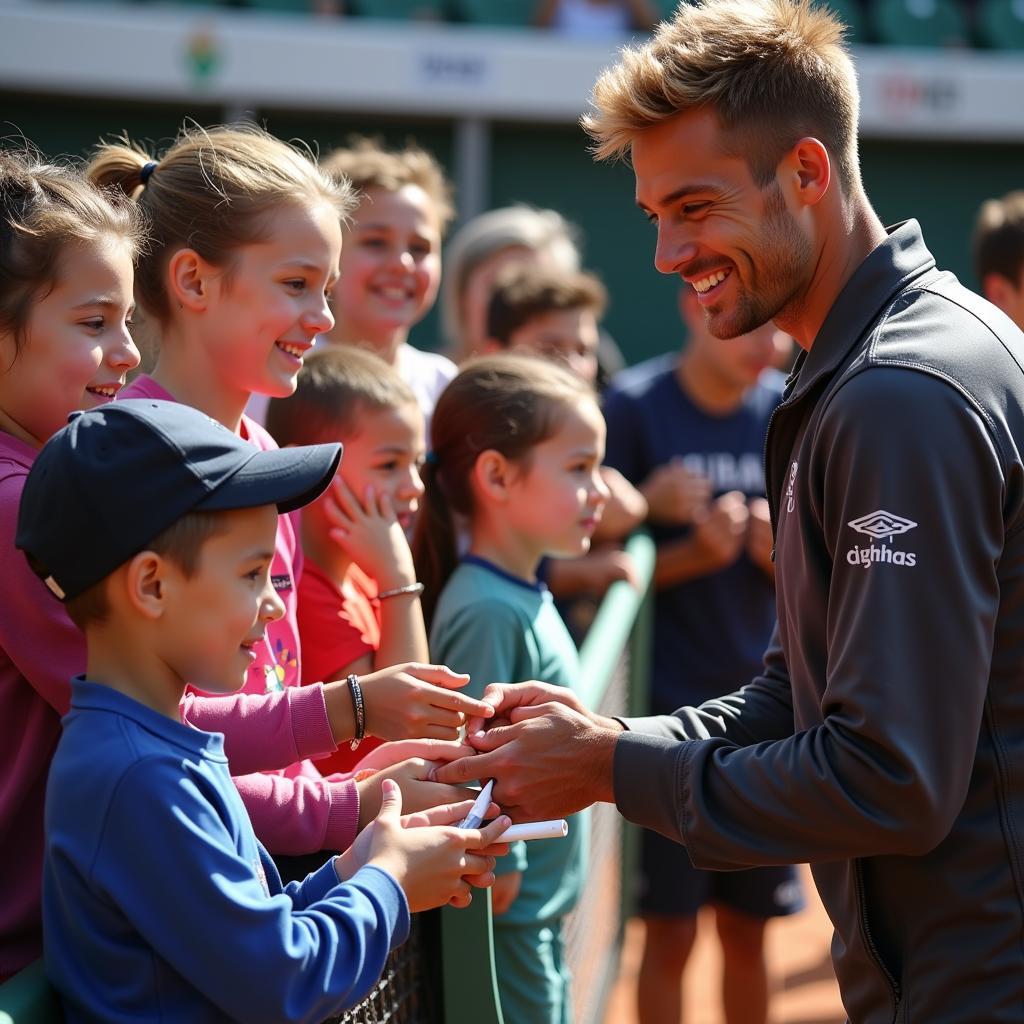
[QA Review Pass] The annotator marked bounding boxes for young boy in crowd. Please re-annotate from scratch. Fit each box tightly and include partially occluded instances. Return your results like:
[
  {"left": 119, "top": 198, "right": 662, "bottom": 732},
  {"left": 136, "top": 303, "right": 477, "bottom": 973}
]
[
  {"left": 267, "top": 347, "right": 434, "bottom": 776},
  {"left": 973, "top": 189, "right": 1024, "bottom": 332},
  {"left": 20, "top": 399, "right": 508, "bottom": 1023},
  {"left": 483, "top": 262, "right": 647, "bottom": 634},
  {"left": 602, "top": 288, "right": 803, "bottom": 1024}
]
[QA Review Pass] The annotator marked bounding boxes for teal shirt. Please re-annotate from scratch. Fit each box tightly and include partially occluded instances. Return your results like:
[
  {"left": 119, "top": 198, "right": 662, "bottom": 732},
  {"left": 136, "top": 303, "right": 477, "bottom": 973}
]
[{"left": 430, "top": 557, "right": 588, "bottom": 926}]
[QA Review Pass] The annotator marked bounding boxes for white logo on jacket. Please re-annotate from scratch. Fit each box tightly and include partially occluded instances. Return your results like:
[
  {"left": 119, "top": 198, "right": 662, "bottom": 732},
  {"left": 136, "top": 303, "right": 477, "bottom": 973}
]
[
  {"left": 785, "top": 461, "right": 798, "bottom": 513},
  {"left": 846, "top": 510, "right": 918, "bottom": 568}
]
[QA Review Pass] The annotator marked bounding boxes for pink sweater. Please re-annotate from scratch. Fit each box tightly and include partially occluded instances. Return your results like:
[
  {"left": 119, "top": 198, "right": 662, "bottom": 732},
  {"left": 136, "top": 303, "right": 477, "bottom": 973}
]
[
  {"left": 121, "top": 376, "right": 359, "bottom": 854},
  {"left": 0, "top": 407, "right": 355, "bottom": 977}
]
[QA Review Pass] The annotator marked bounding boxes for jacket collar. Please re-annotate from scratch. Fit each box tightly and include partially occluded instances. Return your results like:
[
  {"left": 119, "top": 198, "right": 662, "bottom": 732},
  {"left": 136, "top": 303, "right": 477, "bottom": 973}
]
[{"left": 787, "top": 219, "right": 936, "bottom": 403}]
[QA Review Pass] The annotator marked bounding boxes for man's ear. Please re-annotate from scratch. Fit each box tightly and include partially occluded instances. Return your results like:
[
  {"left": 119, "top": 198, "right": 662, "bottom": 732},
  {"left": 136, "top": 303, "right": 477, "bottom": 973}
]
[
  {"left": 166, "top": 248, "right": 216, "bottom": 313},
  {"left": 122, "top": 550, "right": 170, "bottom": 620},
  {"left": 472, "top": 449, "right": 515, "bottom": 505},
  {"left": 778, "top": 136, "right": 831, "bottom": 209}
]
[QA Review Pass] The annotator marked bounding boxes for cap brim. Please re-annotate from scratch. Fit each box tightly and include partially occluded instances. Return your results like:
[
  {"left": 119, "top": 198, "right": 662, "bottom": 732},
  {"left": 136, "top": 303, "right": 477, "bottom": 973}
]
[{"left": 197, "top": 442, "right": 342, "bottom": 515}]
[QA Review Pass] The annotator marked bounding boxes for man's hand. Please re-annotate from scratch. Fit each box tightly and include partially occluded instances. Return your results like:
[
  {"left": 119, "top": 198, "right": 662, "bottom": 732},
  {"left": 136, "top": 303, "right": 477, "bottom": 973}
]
[
  {"left": 640, "top": 458, "right": 711, "bottom": 525},
  {"left": 746, "top": 497, "right": 775, "bottom": 577},
  {"left": 324, "top": 476, "right": 416, "bottom": 591},
  {"left": 432, "top": 685, "right": 623, "bottom": 821}
]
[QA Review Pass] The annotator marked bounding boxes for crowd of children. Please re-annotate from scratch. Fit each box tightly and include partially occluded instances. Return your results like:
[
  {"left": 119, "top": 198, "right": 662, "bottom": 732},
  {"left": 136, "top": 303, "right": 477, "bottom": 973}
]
[{"left": 0, "top": 119, "right": 794, "bottom": 1024}]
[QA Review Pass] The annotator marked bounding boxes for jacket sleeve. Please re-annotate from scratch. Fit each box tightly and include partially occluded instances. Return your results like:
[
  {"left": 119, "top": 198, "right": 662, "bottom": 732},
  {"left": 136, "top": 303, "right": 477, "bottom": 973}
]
[
  {"left": 180, "top": 686, "right": 337, "bottom": 775},
  {"left": 234, "top": 770, "right": 360, "bottom": 856},
  {"left": 618, "top": 623, "right": 794, "bottom": 743},
  {"left": 94, "top": 763, "right": 408, "bottom": 1024},
  {"left": 614, "top": 369, "right": 1004, "bottom": 866}
]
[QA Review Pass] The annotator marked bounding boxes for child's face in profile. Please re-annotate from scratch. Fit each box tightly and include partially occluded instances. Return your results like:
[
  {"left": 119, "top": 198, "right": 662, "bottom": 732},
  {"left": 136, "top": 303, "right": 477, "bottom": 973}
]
[
  {"left": 332, "top": 185, "right": 442, "bottom": 343},
  {"left": 503, "top": 397, "right": 609, "bottom": 560},
  {"left": 507, "top": 307, "right": 600, "bottom": 386},
  {"left": 338, "top": 401, "right": 426, "bottom": 531},
  {"left": 0, "top": 236, "right": 138, "bottom": 446},
  {"left": 199, "top": 202, "right": 340, "bottom": 400},
  {"left": 159, "top": 505, "right": 284, "bottom": 693}
]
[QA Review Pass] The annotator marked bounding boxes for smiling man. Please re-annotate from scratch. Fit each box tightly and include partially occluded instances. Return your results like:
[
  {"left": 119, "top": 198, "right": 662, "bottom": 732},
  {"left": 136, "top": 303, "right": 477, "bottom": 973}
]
[{"left": 432, "top": 1, "right": 1024, "bottom": 1020}]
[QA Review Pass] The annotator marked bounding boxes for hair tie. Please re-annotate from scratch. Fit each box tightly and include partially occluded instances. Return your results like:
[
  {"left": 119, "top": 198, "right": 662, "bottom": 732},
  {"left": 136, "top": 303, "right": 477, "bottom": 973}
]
[
  {"left": 424, "top": 450, "right": 439, "bottom": 466},
  {"left": 139, "top": 161, "right": 158, "bottom": 186}
]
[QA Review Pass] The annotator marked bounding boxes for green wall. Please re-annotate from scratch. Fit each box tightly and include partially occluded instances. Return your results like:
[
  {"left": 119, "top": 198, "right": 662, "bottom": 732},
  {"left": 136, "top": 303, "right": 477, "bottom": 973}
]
[{"left": 5, "top": 92, "right": 1022, "bottom": 367}]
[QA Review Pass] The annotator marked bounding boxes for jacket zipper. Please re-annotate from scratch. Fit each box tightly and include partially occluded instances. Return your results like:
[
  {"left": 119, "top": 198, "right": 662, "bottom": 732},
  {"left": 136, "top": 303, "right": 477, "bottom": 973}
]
[{"left": 853, "top": 859, "right": 902, "bottom": 1017}]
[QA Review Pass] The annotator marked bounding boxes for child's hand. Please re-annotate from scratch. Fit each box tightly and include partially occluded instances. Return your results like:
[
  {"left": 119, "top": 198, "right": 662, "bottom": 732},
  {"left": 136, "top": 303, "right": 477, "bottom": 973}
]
[
  {"left": 324, "top": 476, "right": 417, "bottom": 590},
  {"left": 359, "top": 662, "right": 495, "bottom": 741},
  {"left": 354, "top": 738, "right": 476, "bottom": 773},
  {"left": 354, "top": 780, "right": 513, "bottom": 912},
  {"left": 355, "top": 757, "right": 494, "bottom": 830},
  {"left": 490, "top": 871, "right": 522, "bottom": 916}
]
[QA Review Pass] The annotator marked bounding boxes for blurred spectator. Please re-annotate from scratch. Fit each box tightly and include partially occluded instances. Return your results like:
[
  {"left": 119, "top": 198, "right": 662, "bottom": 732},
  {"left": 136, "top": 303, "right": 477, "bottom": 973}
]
[
  {"left": 972, "top": 190, "right": 1024, "bottom": 331},
  {"left": 441, "top": 205, "right": 583, "bottom": 362},
  {"left": 441, "top": 204, "right": 625, "bottom": 387},
  {"left": 534, "top": 0, "right": 658, "bottom": 35}
]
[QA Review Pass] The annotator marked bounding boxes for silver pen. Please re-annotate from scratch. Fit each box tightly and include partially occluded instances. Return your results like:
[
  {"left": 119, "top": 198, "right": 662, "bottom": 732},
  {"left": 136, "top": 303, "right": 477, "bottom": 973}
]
[{"left": 458, "top": 779, "right": 494, "bottom": 829}]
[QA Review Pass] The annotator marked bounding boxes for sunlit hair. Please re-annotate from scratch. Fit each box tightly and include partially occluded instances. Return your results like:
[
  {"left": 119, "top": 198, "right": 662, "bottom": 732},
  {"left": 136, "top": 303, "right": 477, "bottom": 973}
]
[
  {"left": 487, "top": 263, "right": 608, "bottom": 346},
  {"left": 321, "top": 137, "right": 455, "bottom": 232},
  {"left": 973, "top": 191, "right": 1024, "bottom": 286},
  {"left": 0, "top": 147, "right": 144, "bottom": 356},
  {"left": 411, "top": 353, "right": 594, "bottom": 628},
  {"left": 87, "top": 123, "right": 356, "bottom": 325},
  {"left": 582, "top": 0, "right": 861, "bottom": 192},
  {"left": 64, "top": 511, "right": 227, "bottom": 629},
  {"left": 266, "top": 345, "right": 417, "bottom": 448},
  {"left": 440, "top": 205, "right": 582, "bottom": 354}
]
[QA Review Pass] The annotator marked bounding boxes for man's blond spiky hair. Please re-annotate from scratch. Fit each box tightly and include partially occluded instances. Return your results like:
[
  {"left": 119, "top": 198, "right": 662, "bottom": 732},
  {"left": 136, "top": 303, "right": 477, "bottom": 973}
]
[{"left": 582, "top": 0, "right": 861, "bottom": 191}]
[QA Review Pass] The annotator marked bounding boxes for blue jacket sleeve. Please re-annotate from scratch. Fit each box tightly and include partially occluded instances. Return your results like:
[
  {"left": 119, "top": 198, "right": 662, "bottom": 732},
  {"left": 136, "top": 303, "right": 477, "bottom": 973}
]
[{"left": 92, "top": 760, "right": 410, "bottom": 1024}]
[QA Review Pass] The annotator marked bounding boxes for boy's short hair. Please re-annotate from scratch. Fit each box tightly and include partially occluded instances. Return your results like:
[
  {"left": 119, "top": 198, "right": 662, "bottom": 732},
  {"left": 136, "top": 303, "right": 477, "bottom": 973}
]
[
  {"left": 973, "top": 191, "right": 1024, "bottom": 286},
  {"left": 17, "top": 400, "right": 341, "bottom": 610},
  {"left": 266, "top": 346, "right": 419, "bottom": 448},
  {"left": 320, "top": 137, "right": 455, "bottom": 233},
  {"left": 64, "top": 511, "right": 226, "bottom": 629},
  {"left": 582, "top": 0, "right": 861, "bottom": 193},
  {"left": 486, "top": 264, "right": 608, "bottom": 347}
]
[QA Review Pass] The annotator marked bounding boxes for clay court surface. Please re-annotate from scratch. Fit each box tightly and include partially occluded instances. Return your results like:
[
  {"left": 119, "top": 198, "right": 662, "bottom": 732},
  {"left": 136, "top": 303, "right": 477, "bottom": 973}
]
[{"left": 604, "top": 865, "right": 846, "bottom": 1024}]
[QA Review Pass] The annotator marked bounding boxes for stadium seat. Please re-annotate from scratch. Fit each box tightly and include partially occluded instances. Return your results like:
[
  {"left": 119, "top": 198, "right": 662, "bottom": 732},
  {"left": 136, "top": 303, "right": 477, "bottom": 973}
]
[
  {"left": 0, "top": 961, "right": 62, "bottom": 1024},
  {"left": 351, "top": 0, "right": 447, "bottom": 18},
  {"left": 453, "top": 0, "right": 534, "bottom": 26},
  {"left": 974, "top": 0, "right": 1024, "bottom": 48},
  {"left": 870, "top": 0, "right": 970, "bottom": 47}
]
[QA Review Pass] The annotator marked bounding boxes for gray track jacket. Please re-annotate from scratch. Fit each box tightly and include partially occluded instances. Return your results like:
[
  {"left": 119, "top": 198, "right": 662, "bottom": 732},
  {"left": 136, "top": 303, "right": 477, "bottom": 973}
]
[{"left": 614, "top": 221, "right": 1024, "bottom": 1022}]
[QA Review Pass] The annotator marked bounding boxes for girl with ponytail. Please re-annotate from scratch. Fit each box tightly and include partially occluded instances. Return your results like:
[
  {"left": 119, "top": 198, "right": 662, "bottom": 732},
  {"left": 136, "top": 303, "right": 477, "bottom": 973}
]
[{"left": 412, "top": 352, "right": 608, "bottom": 1024}]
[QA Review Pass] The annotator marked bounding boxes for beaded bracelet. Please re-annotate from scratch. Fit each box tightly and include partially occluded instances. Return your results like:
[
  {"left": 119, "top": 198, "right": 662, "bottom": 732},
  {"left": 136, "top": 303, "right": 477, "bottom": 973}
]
[
  {"left": 347, "top": 674, "right": 366, "bottom": 751},
  {"left": 377, "top": 581, "right": 425, "bottom": 601}
]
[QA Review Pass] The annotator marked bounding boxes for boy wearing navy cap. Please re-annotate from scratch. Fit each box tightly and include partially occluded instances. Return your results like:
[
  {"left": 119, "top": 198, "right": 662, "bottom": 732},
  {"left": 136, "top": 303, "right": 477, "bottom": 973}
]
[{"left": 18, "top": 400, "right": 509, "bottom": 1024}]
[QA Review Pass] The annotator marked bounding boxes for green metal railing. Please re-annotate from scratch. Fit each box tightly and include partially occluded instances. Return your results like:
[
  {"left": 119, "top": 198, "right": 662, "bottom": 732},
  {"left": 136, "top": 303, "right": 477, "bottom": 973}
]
[
  {"left": 0, "top": 532, "right": 655, "bottom": 1024},
  {"left": 439, "top": 530, "right": 655, "bottom": 1024}
]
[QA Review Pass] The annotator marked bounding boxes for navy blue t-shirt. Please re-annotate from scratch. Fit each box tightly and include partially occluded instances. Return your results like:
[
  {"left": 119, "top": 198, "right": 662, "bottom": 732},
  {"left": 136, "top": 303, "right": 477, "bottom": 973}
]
[{"left": 603, "top": 353, "right": 784, "bottom": 712}]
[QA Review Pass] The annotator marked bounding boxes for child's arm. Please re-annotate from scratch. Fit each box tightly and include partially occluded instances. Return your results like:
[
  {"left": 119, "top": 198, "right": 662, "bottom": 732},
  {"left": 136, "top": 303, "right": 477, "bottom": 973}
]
[
  {"left": 592, "top": 466, "right": 648, "bottom": 541},
  {"left": 339, "top": 779, "right": 512, "bottom": 912},
  {"left": 325, "top": 477, "right": 429, "bottom": 666},
  {"left": 93, "top": 765, "right": 411, "bottom": 1023},
  {"left": 180, "top": 686, "right": 337, "bottom": 775}
]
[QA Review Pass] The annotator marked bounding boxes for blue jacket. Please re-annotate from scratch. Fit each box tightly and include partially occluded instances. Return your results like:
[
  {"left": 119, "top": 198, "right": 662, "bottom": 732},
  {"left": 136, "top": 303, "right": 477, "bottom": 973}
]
[{"left": 44, "top": 679, "right": 409, "bottom": 1023}]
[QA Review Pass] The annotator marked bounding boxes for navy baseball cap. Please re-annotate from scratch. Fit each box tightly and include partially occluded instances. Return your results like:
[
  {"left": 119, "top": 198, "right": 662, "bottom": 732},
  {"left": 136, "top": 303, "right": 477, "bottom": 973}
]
[{"left": 16, "top": 399, "right": 342, "bottom": 602}]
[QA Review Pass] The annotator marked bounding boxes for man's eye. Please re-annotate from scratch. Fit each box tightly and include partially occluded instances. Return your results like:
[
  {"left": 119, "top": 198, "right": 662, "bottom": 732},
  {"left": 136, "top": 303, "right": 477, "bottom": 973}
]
[{"left": 682, "top": 202, "right": 711, "bottom": 216}]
